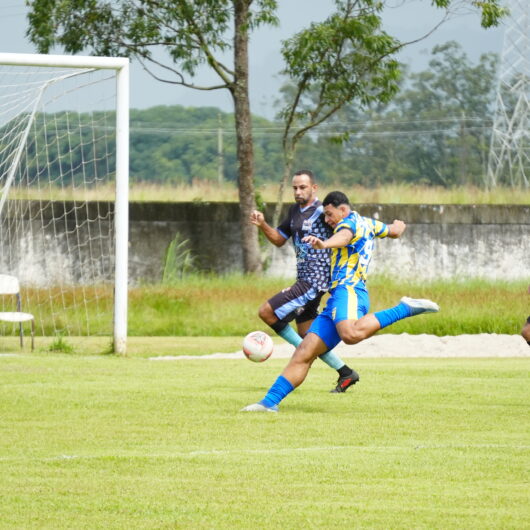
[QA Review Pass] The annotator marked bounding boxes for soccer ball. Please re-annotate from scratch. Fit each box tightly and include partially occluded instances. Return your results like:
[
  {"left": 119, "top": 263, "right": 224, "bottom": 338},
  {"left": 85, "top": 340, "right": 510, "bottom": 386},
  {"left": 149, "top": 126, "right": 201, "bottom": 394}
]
[{"left": 242, "top": 331, "right": 274, "bottom": 362}]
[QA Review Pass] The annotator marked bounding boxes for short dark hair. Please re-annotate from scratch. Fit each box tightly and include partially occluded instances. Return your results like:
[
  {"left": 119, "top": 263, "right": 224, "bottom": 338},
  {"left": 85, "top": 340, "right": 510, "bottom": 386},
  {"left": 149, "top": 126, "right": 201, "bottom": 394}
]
[
  {"left": 323, "top": 191, "right": 350, "bottom": 208},
  {"left": 293, "top": 169, "right": 315, "bottom": 184}
]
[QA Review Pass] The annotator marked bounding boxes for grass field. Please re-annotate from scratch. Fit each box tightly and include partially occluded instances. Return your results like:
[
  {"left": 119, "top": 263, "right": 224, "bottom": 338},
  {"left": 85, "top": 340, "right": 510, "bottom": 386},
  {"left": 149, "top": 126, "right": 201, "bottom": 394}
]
[
  {"left": 0, "top": 351, "right": 528, "bottom": 528},
  {"left": 9, "top": 276, "right": 530, "bottom": 341}
]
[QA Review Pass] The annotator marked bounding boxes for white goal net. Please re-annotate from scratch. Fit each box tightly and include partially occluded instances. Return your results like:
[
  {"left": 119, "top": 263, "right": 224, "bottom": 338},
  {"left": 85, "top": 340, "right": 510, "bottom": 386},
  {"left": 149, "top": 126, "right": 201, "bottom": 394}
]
[{"left": 0, "top": 54, "right": 129, "bottom": 353}]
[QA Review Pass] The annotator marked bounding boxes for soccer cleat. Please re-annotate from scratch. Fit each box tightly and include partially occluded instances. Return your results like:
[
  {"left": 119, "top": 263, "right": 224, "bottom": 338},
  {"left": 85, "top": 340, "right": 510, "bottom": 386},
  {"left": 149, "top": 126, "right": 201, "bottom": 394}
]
[
  {"left": 400, "top": 296, "right": 440, "bottom": 316},
  {"left": 240, "top": 402, "right": 279, "bottom": 412},
  {"left": 330, "top": 369, "right": 360, "bottom": 393}
]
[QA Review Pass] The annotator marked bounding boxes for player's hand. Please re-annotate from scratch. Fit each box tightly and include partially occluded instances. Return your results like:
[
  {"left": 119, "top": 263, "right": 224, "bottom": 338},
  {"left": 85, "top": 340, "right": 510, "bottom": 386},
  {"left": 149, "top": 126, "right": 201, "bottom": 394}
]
[
  {"left": 302, "top": 235, "right": 325, "bottom": 249},
  {"left": 249, "top": 210, "right": 265, "bottom": 226},
  {"left": 388, "top": 219, "right": 406, "bottom": 238}
]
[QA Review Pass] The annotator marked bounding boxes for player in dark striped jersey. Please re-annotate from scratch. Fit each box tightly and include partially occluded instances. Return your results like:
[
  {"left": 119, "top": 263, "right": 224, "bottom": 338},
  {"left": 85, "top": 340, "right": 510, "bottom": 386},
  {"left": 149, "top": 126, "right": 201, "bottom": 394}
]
[{"left": 250, "top": 170, "right": 358, "bottom": 393}]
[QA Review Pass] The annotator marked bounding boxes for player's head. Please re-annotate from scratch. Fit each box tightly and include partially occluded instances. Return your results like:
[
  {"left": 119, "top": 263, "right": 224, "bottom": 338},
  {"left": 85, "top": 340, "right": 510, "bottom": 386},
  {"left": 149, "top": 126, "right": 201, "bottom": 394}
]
[
  {"left": 292, "top": 170, "right": 317, "bottom": 207},
  {"left": 322, "top": 191, "right": 351, "bottom": 228}
]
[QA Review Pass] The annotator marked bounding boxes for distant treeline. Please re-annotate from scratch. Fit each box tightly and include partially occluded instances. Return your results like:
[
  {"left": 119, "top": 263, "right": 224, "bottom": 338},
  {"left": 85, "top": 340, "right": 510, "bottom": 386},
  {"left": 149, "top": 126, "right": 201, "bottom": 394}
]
[
  {"left": 128, "top": 42, "right": 502, "bottom": 188},
  {"left": 5, "top": 42, "right": 509, "bottom": 189}
]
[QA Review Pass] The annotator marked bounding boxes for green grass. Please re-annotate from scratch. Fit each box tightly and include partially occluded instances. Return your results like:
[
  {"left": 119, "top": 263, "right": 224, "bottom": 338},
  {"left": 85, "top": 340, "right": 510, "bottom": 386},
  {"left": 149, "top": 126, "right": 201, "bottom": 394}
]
[
  {"left": 129, "top": 275, "right": 529, "bottom": 336},
  {"left": 14, "top": 275, "right": 530, "bottom": 339},
  {"left": 0, "top": 335, "right": 247, "bottom": 357},
  {"left": 0, "top": 354, "right": 528, "bottom": 528}
]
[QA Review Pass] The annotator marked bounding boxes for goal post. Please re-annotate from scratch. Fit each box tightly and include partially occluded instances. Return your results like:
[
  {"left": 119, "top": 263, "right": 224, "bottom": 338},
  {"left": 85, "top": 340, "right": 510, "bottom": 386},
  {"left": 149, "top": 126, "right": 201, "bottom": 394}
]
[{"left": 0, "top": 53, "right": 129, "bottom": 354}]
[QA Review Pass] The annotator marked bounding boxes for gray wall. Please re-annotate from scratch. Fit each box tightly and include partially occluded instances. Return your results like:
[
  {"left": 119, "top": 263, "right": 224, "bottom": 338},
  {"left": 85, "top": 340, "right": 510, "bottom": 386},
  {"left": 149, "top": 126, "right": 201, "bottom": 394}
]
[
  {"left": 1, "top": 201, "right": 529, "bottom": 285},
  {"left": 130, "top": 202, "right": 530, "bottom": 283}
]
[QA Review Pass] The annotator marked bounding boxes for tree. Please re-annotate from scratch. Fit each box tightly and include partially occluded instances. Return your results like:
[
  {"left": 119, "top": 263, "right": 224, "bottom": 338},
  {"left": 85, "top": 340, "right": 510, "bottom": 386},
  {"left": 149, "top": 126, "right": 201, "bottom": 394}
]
[
  {"left": 330, "top": 41, "right": 498, "bottom": 188},
  {"left": 26, "top": 0, "right": 505, "bottom": 269},
  {"left": 26, "top": 0, "right": 280, "bottom": 273},
  {"left": 271, "top": 0, "right": 400, "bottom": 226},
  {"left": 390, "top": 41, "right": 498, "bottom": 186},
  {"left": 271, "top": 0, "right": 505, "bottom": 224}
]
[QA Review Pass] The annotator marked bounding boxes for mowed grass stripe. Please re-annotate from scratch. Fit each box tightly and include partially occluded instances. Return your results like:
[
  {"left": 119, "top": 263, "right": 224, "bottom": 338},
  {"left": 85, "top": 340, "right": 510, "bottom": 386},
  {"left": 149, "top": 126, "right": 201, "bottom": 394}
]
[
  {"left": 0, "top": 442, "right": 529, "bottom": 462},
  {"left": 0, "top": 355, "right": 528, "bottom": 529}
]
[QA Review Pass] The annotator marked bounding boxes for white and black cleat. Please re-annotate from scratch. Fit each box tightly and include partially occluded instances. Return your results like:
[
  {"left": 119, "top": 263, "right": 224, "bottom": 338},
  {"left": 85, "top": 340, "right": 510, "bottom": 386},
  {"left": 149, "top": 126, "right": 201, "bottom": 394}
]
[
  {"left": 240, "top": 402, "right": 279, "bottom": 412},
  {"left": 400, "top": 296, "right": 440, "bottom": 316}
]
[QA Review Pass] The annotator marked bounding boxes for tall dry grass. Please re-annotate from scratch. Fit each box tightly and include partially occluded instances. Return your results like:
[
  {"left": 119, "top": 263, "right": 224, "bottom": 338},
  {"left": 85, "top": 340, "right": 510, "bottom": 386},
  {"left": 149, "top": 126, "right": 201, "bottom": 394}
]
[{"left": 11, "top": 181, "right": 530, "bottom": 204}]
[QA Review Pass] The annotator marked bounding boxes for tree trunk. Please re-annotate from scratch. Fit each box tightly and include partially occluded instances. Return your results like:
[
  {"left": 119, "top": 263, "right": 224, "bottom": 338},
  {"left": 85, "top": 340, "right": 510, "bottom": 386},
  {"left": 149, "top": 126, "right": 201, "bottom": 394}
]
[
  {"left": 272, "top": 147, "right": 295, "bottom": 229},
  {"left": 232, "top": 0, "right": 262, "bottom": 273}
]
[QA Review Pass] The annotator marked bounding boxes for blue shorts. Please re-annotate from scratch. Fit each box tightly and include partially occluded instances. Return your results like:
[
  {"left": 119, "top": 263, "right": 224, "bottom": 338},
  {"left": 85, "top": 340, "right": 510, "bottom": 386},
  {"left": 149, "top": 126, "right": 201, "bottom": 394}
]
[{"left": 308, "top": 283, "right": 370, "bottom": 350}]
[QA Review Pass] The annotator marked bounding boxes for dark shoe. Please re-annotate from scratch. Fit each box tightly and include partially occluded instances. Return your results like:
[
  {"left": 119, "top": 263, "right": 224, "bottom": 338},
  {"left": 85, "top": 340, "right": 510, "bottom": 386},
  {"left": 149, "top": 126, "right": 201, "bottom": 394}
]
[{"left": 330, "top": 370, "right": 360, "bottom": 393}]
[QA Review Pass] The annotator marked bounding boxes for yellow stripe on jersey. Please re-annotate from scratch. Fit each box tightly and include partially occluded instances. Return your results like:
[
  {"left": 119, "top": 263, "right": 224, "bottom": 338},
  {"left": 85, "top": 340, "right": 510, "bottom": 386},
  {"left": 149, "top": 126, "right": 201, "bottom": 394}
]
[{"left": 329, "top": 211, "right": 389, "bottom": 289}]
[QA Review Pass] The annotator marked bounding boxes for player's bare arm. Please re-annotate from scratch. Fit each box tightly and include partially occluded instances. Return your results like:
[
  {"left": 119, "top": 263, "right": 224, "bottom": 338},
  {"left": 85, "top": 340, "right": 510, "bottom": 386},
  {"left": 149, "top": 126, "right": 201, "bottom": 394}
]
[
  {"left": 303, "top": 228, "right": 352, "bottom": 249},
  {"left": 249, "top": 209, "right": 287, "bottom": 247},
  {"left": 387, "top": 219, "right": 406, "bottom": 239}
]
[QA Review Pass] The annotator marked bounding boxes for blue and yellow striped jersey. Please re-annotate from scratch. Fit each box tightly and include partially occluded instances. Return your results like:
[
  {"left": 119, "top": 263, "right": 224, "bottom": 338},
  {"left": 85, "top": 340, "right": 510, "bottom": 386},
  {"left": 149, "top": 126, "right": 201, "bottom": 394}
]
[{"left": 329, "top": 211, "right": 389, "bottom": 290}]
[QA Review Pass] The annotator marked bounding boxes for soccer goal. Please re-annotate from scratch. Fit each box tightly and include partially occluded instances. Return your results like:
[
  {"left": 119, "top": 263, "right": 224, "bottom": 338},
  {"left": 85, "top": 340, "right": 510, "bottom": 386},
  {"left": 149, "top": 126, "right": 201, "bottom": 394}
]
[{"left": 0, "top": 53, "right": 129, "bottom": 354}]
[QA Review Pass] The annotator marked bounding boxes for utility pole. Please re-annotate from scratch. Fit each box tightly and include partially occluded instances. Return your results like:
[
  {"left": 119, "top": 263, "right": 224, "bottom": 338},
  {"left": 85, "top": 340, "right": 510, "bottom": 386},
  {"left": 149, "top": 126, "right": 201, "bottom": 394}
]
[
  {"left": 487, "top": 0, "right": 530, "bottom": 188},
  {"left": 217, "top": 113, "right": 224, "bottom": 184}
]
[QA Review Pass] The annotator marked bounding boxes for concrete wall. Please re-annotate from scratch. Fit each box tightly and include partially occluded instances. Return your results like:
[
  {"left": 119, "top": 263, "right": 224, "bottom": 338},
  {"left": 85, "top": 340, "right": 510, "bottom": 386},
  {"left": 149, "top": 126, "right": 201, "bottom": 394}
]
[
  {"left": 129, "top": 202, "right": 530, "bottom": 283},
  {"left": 1, "top": 201, "right": 529, "bottom": 285}
]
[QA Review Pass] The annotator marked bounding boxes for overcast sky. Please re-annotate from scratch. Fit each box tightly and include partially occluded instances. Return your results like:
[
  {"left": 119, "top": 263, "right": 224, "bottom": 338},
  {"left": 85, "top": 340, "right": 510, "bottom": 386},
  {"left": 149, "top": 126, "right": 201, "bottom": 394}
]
[{"left": 0, "top": 0, "right": 505, "bottom": 119}]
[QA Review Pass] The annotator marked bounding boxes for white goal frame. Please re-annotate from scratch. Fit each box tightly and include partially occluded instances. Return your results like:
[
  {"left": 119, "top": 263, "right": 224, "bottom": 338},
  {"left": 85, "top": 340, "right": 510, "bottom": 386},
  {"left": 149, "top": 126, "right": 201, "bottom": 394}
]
[{"left": 0, "top": 52, "right": 129, "bottom": 354}]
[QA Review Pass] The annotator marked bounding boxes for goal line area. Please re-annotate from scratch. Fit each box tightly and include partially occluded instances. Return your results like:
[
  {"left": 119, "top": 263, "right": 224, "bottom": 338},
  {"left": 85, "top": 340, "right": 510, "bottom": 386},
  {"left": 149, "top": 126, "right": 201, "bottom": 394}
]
[{"left": 0, "top": 53, "right": 129, "bottom": 353}]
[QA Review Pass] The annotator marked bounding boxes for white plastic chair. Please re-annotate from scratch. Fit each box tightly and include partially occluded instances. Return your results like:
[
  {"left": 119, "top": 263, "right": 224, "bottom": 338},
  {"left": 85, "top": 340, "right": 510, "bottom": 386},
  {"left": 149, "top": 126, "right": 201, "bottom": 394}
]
[{"left": 0, "top": 274, "right": 35, "bottom": 351}]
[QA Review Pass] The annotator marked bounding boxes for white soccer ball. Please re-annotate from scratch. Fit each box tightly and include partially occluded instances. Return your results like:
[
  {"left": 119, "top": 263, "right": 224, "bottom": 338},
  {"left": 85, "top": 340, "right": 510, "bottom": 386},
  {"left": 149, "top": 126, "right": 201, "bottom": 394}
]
[{"left": 242, "top": 331, "right": 274, "bottom": 362}]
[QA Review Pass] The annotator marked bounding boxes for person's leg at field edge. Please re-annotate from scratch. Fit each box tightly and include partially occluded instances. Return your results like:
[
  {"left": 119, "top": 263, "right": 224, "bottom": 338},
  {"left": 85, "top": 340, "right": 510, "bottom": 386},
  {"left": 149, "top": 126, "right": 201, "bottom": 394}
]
[{"left": 522, "top": 316, "right": 530, "bottom": 345}]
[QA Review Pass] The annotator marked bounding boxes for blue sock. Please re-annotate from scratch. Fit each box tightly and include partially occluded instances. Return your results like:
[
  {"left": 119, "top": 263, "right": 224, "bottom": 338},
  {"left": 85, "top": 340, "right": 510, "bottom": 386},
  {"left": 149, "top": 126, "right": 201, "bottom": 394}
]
[
  {"left": 278, "top": 325, "right": 303, "bottom": 347},
  {"left": 261, "top": 375, "right": 295, "bottom": 408},
  {"left": 318, "top": 350, "right": 345, "bottom": 370},
  {"left": 374, "top": 302, "right": 412, "bottom": 329}
]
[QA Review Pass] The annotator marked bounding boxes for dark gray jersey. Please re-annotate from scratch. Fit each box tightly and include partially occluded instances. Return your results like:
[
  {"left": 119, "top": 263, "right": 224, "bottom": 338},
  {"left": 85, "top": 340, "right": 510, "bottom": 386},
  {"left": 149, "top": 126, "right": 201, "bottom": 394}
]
[{"left": 277, "top": 200, "right": 332, "bottom": 291}]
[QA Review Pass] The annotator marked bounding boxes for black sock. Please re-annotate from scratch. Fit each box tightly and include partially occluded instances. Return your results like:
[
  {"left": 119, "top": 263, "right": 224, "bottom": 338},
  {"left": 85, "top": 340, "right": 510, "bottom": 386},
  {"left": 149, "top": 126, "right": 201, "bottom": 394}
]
[
  {"left": 270, "top": 319, "right": 289, "bottom": 334},
  {"left": 338, "top": 365, "right": 353, "bottom": 377}
]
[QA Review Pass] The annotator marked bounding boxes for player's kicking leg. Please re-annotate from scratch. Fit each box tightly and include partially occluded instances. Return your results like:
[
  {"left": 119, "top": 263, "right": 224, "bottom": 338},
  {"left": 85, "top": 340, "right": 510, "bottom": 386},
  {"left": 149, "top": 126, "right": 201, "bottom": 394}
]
[
  {"left": 337, "top": 296, "right": 440, "bottom": 345},
  {"left": 295, "top": 304, "right": 359, "bottom": 393}
]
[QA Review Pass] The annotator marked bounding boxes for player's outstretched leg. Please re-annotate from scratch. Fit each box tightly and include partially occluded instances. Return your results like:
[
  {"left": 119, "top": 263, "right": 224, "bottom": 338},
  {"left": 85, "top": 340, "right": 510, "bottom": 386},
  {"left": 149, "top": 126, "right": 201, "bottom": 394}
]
[
  {"left": 338, "top": 296, "right": 440, "bottom": 346},
  {"left": 373, "top": 296, "right": 439, "bottom": 330}
]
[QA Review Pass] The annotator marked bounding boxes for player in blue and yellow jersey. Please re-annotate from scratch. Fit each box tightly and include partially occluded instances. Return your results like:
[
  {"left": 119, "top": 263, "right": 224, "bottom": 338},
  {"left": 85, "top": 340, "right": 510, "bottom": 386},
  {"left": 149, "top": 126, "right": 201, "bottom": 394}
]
[
  {"left": 250, "top": 171, "right": 358, "bottom": 392},
  {"left": 243, "top": 191, "right": 440, "bottom": 412}
]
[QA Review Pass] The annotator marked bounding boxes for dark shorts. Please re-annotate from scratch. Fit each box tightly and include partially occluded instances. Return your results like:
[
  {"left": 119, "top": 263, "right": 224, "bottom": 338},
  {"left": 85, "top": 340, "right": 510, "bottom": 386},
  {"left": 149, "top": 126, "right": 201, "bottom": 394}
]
[{"left": 268, "top": 280, "right": 324, "bottom": 324}]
